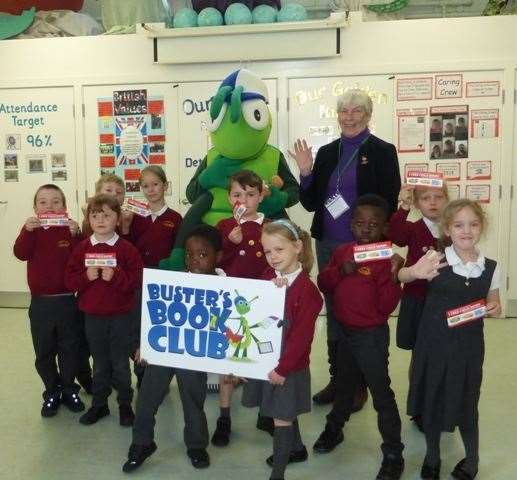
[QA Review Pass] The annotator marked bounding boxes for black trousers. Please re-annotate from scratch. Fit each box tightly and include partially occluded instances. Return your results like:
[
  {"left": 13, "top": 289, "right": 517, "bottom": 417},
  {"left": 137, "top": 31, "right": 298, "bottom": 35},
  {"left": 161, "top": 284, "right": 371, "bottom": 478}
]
[
  {"left": 84, "top": 313, "right": 133, "bottom": 407},
  {"left": 133, "top": 364, "right": 208, "bottom": 449},
  {"left": 76, "top": 312, "right": 92, "bottom": 384},
  {"left": 28, "top": 295, "right": 80, "bottom": 398},
  {"left": 327, "top": 324, "right": 404, "bottom": 458}
]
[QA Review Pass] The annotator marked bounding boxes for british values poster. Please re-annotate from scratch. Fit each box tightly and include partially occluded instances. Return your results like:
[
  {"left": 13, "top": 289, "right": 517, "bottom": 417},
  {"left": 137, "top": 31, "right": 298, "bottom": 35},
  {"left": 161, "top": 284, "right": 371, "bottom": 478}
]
[
  {"left": 96, "top": 89, "right": 166, "bottom": 193},
  {"left": 140, "top": 269, "right": 286, "bottom": 380}
]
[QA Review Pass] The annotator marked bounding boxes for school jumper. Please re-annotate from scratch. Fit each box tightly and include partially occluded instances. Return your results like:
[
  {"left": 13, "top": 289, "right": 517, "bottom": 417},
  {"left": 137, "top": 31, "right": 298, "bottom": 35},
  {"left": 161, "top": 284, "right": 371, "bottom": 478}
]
[
  {"left": 14, "top": 225, "right": 83, "bottom": 399},
  {"left": 65, "top": 233, "right": 143, "bottom": 408}
]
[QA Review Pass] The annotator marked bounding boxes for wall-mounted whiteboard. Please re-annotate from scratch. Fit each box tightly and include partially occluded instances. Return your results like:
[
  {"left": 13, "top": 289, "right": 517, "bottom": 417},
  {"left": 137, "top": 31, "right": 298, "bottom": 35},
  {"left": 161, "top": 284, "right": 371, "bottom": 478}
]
[{"left": 0, "top": 86, "right": 77, "bottom": 292}]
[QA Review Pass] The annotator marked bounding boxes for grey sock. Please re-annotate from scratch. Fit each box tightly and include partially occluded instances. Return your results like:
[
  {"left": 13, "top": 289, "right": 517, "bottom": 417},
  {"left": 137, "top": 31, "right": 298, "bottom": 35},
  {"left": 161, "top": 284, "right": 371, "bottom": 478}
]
[
  {"left": 292, "top": 419, "right": 304, "bottom": 451},
  {"left": 271, "top": 425, "right": 293, "bottom": 479}
]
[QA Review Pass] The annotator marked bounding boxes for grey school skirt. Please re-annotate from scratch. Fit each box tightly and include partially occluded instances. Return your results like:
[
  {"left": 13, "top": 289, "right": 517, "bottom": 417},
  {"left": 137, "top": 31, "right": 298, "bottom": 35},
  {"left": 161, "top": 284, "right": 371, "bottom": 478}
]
[{"left": 241, "top": 368, "right": 311, "bottom": 421}]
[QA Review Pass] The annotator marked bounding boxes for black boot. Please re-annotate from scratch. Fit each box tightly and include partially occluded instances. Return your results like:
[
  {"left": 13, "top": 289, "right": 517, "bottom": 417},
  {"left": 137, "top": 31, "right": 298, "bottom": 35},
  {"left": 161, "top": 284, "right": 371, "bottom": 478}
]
[{"left": 312, "top": 341, "right": 338, "bottom": 405}]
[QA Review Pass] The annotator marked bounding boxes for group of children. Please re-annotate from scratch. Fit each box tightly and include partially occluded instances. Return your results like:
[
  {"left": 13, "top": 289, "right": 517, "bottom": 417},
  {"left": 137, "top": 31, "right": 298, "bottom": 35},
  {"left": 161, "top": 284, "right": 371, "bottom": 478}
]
[{"left": 14, "top": 167, "right": 500, "bottom": 480}]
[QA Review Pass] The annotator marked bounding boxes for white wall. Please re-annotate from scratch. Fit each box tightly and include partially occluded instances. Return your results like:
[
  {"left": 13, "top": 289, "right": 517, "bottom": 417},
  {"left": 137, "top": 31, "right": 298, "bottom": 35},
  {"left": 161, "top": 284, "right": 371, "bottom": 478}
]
[{"left": 1, "top": 12, "right": 516, "bottom": 313}]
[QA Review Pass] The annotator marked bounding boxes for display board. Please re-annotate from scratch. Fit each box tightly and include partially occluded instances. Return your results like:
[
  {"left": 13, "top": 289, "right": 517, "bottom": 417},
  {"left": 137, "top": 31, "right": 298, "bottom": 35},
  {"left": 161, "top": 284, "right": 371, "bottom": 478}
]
[
  {"left": 394, "top": 70, "right": 503, "bottom": 261},
  {"left": 82, "top": 83, "right": 179, "bottom": 208},
  {"left": 0, "top": 86, "right": 78, "bottom": 292},
  {"left": 176, "top": 79, "right": 278, "bottom": 215}
]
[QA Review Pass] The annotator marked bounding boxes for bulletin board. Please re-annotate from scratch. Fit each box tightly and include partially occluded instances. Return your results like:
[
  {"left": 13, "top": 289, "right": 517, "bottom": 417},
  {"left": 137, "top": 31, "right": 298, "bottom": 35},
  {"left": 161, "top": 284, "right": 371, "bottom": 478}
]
[
  {"left": 394, "top": 70, "right": 504, "bottom": 261},
  {"left": 0, "top": 86, "right": 78, "bottom": 292},
  {"left": 82, "top": 83, "right": 179, "bottom": 206},
  {"left": 176, "top": 79, "right": 278, "bottom": 215}
]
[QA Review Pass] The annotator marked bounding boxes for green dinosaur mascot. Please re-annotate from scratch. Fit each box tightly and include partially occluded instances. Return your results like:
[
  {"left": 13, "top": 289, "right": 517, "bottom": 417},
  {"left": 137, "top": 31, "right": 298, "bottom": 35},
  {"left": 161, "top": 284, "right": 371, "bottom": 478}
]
[{"left": 160, "top": 69, "right": 299, "bottom": 271}]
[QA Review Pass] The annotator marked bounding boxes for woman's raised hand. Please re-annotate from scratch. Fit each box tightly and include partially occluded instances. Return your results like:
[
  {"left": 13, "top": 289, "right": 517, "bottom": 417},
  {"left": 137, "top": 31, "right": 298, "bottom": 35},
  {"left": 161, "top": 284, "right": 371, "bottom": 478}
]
[{"left": 288, "top": 139, "right": 314, "bottom": 177}]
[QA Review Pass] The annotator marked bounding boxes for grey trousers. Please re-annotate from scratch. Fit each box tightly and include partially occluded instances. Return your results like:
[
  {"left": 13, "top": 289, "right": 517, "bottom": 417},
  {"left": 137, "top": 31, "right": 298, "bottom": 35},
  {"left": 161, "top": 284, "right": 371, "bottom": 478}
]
[{"left": 133, "top": 364, "right": 208, "bottom": 449}]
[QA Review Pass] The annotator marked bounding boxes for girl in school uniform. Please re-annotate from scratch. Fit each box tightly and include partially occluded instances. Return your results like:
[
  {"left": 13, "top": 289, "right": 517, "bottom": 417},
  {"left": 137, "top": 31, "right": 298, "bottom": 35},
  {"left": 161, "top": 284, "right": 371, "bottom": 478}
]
[
  {"left": 398, "top": 199, "right": 501, "bottom": 480},
  {"left": 121, "top": 165, "right": 182, "bottom": 386},
  {"left": 387, "top": 181, "right": 449, "bottom": 430},
  {"left": 242, "top": 219, "right": 323, "bottom": 480}
]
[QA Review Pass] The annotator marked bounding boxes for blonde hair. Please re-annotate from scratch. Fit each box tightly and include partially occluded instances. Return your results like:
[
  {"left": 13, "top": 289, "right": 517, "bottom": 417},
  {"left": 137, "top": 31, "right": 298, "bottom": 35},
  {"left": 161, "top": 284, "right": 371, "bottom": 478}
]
[
  {"left": 440, "top": 198, "right": 487, "bottom": 240},
  {"left": 262, "top": 220, "right": 314, "bottom": 273},
  {"left": 95, "top": 173, "right": 124, "bottom": 193},
  {"left": 414, "top": 181, "right": 450, "bottom": 204}
]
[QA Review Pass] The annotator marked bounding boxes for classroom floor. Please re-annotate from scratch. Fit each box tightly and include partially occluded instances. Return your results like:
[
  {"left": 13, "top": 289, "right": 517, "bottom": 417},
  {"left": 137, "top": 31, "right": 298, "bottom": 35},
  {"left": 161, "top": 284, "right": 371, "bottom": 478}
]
[{"left": 1, "top": 308, "right": 516, "bottom": 480}]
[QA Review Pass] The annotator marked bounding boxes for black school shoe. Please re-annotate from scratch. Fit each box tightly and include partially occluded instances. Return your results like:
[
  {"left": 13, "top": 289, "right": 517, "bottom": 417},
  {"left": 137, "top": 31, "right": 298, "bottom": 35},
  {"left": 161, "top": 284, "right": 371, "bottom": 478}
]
[
  {"left": 62, "top": 392, "right": 85, "bottom": 412},
  {"left": 376, "top": 455, "right": 404, "bottom": 480},
  {"left": 266, "top": 446, "right": 308, "bottom": 467},
  {"left": 122, "top": 442, "right": 157, "bottom": 473},
  {"left": 79, "top": 404, "right": 110, "bottom": 425},
  {"left": 41, "top": 393, "right": 61, "bottom": 417},
  {"left": 420, "top": 460, "right": 441, "bottom": 479},
  {"left": 313, "top": 425, "right": 344, "bottom": 453},
  {"left": 256, "top": 414, "right": 275, "bottom": 436},
  {"left": 211, "top": 416, "right": 231, "bottom": 447},
  {"left": 451, "top": 459, "right": 477, "bottom": 480},
  {"left": 187, "top": 448, "right": 210, "bottom": 469},
  {"left": 119, "top": 404, "right": 135, "bottom": 427}
]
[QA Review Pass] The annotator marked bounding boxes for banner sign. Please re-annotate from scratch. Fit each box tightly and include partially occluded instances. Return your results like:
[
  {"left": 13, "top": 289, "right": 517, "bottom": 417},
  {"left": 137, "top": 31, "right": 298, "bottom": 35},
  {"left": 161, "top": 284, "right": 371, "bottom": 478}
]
[{"left": 140, "top": 269, "right": 286, "bottom": 380}]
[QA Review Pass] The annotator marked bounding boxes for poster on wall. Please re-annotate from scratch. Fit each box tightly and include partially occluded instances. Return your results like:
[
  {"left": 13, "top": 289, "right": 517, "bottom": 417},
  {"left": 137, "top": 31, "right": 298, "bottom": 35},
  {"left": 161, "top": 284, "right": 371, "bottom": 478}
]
[
  {"left": 435, "top": 74, "right": 463, "bottom": 99},
  {"left": 396, "top": 78, "right": 433, "bottom": 101},
  {"left": 140, "top": 269, "right": 285, "bottom": 380},
  {"left": 466, "top": 184, "right": 490, "bottom": 203},
  {"left": 429, "top": 105, "right": 468, "bottom": 160},
  {"left": 466, "top": 81, "right": 500, "bottom": 98},
  {"left": 470, "top": 109, "right": 499, "bottom": 138},
  {"left": 436, "top": 162, "right": 461, "bottom": 181},
  {"left": 404, "top": 163, "right": 428, "bottom": 179},
  {"left": 448, "top": 184, "right": 461, "bottom": 200},
  {"left": 397, "top": 109, "right": 426, "bottom": 153},
  {"left": 96, "top": 89, "right": 166, "bottom": 193},
  {"left": 467, "top": 161, "right": 491, "bottom": 180}
]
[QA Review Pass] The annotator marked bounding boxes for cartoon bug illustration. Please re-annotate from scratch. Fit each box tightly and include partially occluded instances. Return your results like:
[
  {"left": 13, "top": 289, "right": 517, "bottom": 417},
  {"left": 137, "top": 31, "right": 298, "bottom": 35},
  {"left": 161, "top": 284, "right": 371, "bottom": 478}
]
[{"left": 224, "top": 290, "right": 280, "bottom": 359}]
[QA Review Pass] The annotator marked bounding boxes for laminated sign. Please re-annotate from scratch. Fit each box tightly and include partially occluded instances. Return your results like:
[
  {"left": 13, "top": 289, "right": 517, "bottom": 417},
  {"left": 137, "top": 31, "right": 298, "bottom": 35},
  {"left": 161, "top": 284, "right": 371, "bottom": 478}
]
[{"left": 140, "top": 269, "right": 286, "bottom": 380}]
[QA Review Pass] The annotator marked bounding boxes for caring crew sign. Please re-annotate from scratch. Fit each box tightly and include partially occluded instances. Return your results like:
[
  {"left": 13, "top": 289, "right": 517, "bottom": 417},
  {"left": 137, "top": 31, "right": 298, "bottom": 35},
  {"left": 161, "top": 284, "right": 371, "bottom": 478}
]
[{"left": 140, "top": 269, "right": 286, "bottom": 380}]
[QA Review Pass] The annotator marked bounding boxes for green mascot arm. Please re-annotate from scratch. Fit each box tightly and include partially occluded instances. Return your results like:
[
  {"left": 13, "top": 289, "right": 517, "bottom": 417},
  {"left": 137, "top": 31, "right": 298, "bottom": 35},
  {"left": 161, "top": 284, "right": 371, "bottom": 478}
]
[
  {"left": 185, "top": 156, "right": 208, "bottom": 204},
  {"left": 258, "top": 153, "right": 300, "bottom": 219}
]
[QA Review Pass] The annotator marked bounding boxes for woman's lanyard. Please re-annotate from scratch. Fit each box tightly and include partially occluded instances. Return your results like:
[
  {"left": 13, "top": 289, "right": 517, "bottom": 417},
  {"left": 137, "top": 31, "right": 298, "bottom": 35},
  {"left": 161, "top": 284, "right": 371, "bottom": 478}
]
[{"left": 335, "top": 135, "right": 370, "bottom": 193}]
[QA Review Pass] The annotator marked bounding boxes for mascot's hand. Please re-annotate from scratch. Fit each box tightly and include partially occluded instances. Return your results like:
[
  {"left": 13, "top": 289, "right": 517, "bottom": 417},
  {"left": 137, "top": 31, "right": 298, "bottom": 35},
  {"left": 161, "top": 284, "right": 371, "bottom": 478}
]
[
  {"left": 159, "top": 248, "right": 186, "bottom": 271},
  {"left": 258, "top": 187, "right": 288, "bottom": 217},
  {"left": 199, "top": 156, "right": 243, "bottom": 190}
]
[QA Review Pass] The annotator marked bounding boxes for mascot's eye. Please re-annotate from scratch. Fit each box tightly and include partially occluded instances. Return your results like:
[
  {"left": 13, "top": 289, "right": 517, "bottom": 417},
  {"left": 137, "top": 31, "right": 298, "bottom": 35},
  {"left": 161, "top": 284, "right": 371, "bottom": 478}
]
[
  {"left": 207, "top": 103, "right": 227, "bottom": 133},
  {"left": 242, "top": 99, "right": 269, "bottom": 130}
]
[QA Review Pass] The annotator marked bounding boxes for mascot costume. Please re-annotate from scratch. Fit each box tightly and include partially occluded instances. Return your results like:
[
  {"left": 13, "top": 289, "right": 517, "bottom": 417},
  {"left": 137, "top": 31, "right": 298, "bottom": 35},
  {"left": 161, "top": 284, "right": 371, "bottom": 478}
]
[{"left": 160, "top": 69, "right": 299, "bottom": 271}]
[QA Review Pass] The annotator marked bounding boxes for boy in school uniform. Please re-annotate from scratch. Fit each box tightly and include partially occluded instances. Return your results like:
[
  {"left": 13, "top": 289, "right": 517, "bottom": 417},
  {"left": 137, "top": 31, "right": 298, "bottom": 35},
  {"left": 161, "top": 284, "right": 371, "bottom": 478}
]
[
  {"left": 313, "top": 194, "right": 405, "bottom": 480},
  {"left": 65, "top": 194, "right": 143, "bottom": 427},
  {"left": 122, "top": 225, "right": 223, "bottom": 474},
  {"left": 14, "top": 184, "right": 85, "bottom": 417}
]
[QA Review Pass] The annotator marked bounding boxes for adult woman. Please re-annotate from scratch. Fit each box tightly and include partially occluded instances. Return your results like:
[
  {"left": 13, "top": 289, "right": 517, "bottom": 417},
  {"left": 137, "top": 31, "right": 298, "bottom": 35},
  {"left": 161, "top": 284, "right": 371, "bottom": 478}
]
[{"left": 289, "top": 89, "right": 401, "bottom": 407}]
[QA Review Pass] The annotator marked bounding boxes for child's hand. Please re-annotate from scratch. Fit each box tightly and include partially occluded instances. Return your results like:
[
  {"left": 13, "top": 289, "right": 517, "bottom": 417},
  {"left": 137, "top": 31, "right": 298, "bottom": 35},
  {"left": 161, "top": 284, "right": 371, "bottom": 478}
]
[
  {"left": 398, "top": 185, "right": 414, "bottom": 210},
  {"left": 25, "top": 216, "right": 40, "bottom": 231},
  {"left": 120, "top": 210, "right": 134, "bottom": 234},
  {"left": 228, "top": 226, "right": 243, "bottom": 244},
  {"left": 340, "top": 260, "right": 357, "bottom": 276},
  {"left": 101, "top": 267, "right": 115, "bottom": 282},
  {"left": 223, "top": 374, "right": 245, "bottom": 385},
  {"left": 390, "top": 253, "right": 405, "bottom": 282},
  {"left": 407, "top": 250, "right": 446, "bottom": 281},
  {"left": 86, "top": 267, "right": 100, "bottom": 281},
  {"left": 272, "top": 277, "right": 289, "bottom": 288},
  {"left": 268, "top": 369, "right": 286, "bottom": 386},
  {"left": 68, "top": 219, "right": 80, "bottom": 236},
  {"left": 485, "top": 302, "right": 501, "bottom": 317},
  {"left": 134, "top": 348, "right": 148, "bottom": 366}
]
